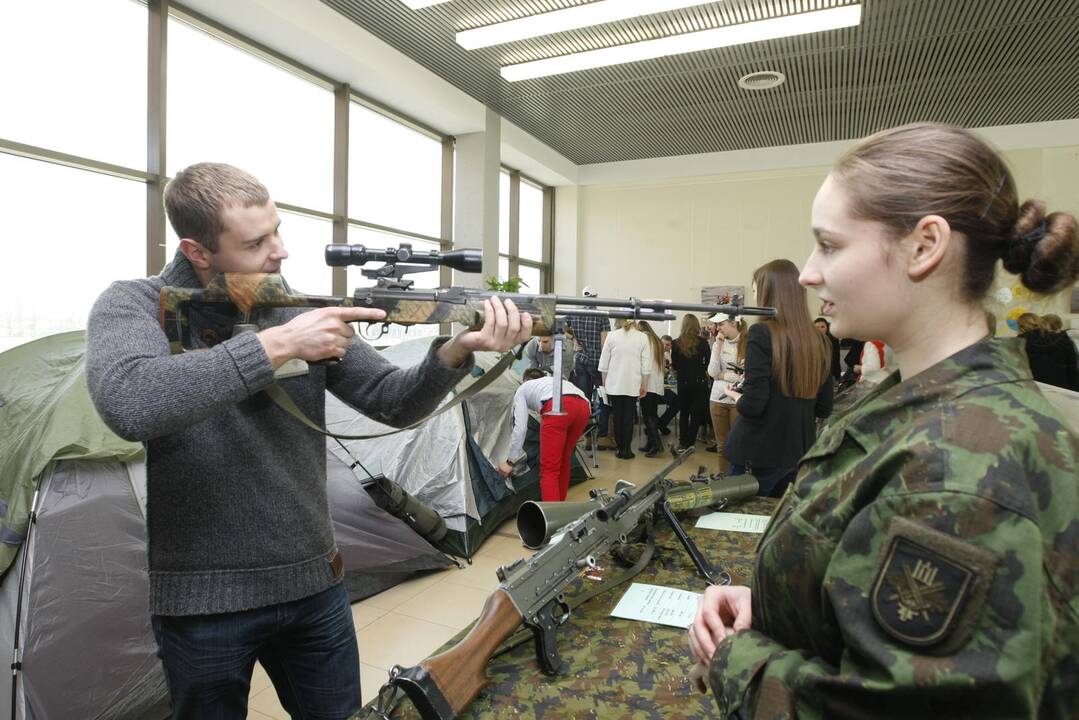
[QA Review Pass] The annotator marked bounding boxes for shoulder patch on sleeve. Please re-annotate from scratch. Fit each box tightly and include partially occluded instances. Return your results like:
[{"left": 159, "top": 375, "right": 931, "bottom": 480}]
[{"left": 870, "top": 516, "right": 996, "bottom": 654}]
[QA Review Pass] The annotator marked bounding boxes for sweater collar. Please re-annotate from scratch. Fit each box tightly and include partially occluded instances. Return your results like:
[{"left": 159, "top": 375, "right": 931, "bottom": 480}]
[{"left": 159, "top": 249, "right": 203, "bottom": 288}]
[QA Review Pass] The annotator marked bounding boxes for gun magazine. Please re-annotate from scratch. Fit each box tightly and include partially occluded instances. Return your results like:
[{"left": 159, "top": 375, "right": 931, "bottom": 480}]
[{"left": 490, "top": 527, "right": 658, "bottom": 662}]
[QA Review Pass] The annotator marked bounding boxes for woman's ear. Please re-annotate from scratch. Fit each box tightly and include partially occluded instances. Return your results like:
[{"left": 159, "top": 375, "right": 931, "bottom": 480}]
[{"left": 905, "top": 214, "right": 951, "bottom": 281}]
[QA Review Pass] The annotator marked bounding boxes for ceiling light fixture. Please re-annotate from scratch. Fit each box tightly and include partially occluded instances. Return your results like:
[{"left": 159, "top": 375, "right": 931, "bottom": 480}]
[
  {"left": 501, "top": 4, "right": 862, "bottom": 82},
  {"left": 458, "top": 0, "right": 718, "bottom": 50},
  {"left": 400, "top": 0, "right": 451, "bottom": 9}
]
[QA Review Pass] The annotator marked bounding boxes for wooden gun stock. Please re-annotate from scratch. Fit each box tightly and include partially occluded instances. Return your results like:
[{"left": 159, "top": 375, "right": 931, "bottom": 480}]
[{"left": 390, "top": 589, "right": 524, "bottom": 720}]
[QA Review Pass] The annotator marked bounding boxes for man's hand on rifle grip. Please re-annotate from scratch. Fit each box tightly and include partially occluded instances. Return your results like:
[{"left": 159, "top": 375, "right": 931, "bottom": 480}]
[{"left": 258, "top": 306, "right": 387, "bottom": 369}]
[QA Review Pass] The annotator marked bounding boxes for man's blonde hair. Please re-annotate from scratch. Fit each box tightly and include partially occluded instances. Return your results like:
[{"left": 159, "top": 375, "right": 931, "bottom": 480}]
[{"left": 164, "top": 163, "right": 269, "bottom": 252}]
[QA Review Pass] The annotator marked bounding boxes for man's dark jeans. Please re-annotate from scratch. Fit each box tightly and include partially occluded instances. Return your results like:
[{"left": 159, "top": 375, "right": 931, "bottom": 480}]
[
  {"left": 573, "top": 363, "right": 610, "bottom": 437},
  {"left": 151, "top": 582, "right": 360, "bottom": 720}
]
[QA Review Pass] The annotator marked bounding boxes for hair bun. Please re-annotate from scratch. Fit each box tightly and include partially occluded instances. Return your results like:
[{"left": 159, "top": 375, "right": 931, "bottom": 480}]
[{"left": 1001, "top": 200, "right": 1079, "bottom": 294}]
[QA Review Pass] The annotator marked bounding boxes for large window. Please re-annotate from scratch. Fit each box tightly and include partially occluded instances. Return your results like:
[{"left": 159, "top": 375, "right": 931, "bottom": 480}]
[
  {"left": 0, "top": 154, "right": 144, "bottom": 352},
  {"left": 349, "top": 103, "right": 442, "bottom": 239},
  {"left": 0, "top": 0, "right": 147, "bottom": 170},
  {"left": 168, "top": 17, "right": 334, "bottom": 213},
  {"left": 0, "top": 2, "right": 456, "bottom": 351},
  {"left": 0, "top": 0, "right": 148, "bottom": 352},
  {"left": 498, "top": 169, "right": 552, "bottom": 295}
]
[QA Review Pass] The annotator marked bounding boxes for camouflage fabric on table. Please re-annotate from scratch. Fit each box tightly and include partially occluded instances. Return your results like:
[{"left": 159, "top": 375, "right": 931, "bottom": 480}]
[
  {"left": 710, "top": 337, "right": 1079, "bottom": 719},
  {"left": 361, "top": 496, "right": 777, "bottom": 720}
]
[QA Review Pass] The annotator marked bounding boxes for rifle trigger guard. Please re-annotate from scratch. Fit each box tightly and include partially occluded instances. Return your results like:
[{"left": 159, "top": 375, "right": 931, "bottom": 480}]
[{"left": 528, "top": 597, "right": 570, "bottom": 676}]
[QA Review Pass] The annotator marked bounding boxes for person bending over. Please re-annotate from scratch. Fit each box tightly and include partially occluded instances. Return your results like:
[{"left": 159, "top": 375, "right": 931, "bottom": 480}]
[{"left": 498, "top": 367, "right": 590, "bottom": 501}]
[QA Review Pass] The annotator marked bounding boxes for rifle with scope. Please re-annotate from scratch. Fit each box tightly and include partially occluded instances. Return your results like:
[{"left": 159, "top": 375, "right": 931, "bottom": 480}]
[
  {"left": 375, "top": 449, "right": 758, "bottom": 720},
  {"left": 158, "top": 243, "right": 776, "bottom": 354}
]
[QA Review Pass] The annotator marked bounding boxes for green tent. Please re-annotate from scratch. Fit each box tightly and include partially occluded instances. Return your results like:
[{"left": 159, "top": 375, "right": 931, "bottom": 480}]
[{"left": 0, "top": 331, "right": 143, "bottom": 576}]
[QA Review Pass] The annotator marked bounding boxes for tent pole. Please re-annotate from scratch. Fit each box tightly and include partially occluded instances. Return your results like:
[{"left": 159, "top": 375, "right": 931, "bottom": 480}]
[{"left": 9, "top": 488, "right": 38, "bottom": 720}]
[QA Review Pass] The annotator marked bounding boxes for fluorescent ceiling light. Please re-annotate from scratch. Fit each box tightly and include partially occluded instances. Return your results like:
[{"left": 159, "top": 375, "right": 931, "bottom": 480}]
[
  {"left": 501, "top": 4, "right": 862, "bottom": 81},
  {"left": 458, "top": 0, "right": 718, "bottom": 50},
  {"left": 400, "top": 0, "right": 450, "bottom": 8}
]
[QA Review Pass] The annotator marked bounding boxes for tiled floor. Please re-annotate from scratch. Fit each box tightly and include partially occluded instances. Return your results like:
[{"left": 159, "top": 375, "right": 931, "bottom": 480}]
[{"left": 246, "top": 438, "right": 715, "bottom": 718}]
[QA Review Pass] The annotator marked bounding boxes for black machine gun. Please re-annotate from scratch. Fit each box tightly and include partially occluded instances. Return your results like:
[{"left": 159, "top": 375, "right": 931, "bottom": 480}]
[{"left": 377, "top": 449, "right": 758, "bottom": 720}]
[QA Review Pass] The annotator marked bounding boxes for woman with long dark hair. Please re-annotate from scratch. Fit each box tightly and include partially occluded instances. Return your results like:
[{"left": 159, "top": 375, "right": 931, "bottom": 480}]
[
  {"left": 723, "top": 259, "right": 833, "bottom": 496},
  {"left": 690, "top": 123, "right": 1079, "bottom": 717},
  {"left": 671, "top": 314, "right": 710, "bottom": 451}
]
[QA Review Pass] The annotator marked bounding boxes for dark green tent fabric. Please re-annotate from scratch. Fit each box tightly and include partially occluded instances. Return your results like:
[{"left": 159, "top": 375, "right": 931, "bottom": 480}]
[{"left": 0, "top": 331, "right": 143, "bottom": 577}]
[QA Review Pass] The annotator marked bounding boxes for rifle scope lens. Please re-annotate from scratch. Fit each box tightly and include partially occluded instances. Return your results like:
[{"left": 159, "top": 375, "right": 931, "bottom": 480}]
[{"left": 325, "top": 244, "right": 368, "bottom": 267}]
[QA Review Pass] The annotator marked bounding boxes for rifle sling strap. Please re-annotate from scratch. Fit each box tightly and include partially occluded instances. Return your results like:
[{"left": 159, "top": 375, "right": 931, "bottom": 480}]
[{"left": 263, "top": 348, "right": 517, "bottom": 441}]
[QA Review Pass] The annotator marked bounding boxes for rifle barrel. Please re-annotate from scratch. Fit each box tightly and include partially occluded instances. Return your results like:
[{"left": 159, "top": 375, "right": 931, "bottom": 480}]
[{"left": 555, "top": 295, "right": 775, "bottom": 317}]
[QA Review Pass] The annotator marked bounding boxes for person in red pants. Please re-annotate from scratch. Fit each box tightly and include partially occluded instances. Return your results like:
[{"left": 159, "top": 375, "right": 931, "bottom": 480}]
[{"left": 498, "top": 368, "right": 590, "bottom": 502}]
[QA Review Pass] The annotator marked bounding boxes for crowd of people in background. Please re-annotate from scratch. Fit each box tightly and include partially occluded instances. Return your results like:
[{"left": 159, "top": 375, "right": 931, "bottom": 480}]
[
  {"left": 517, "top": 278, "right": 1074, "bottom": 492},
  {"left": 516, "top": 279, "right": 1078, "bottom": 493}
]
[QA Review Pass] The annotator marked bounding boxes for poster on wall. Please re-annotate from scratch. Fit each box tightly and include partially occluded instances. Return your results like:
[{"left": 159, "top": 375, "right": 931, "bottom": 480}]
[{"left": 701, "top": 285, "right": 746, "bottom": 309}]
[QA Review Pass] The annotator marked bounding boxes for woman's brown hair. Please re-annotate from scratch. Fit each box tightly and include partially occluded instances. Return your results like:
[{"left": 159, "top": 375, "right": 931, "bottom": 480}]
[
  {"left": 753, "top": 259, "right": 831, "bottom": 398},
  {"left": 637, "top": 321, "right": 665, "bottom": 373},
  {"left": 720, "top": 318, "right": 748, "bottom": 365},
  {"left": 832, "top": 123, "right": 1079, "bottom": 301},
  {"left": 1016, "top": 313, "right": 1044, "bottom": 335},
  {"left": 677, "top": 314, "right": 702, "bottom": 357}
]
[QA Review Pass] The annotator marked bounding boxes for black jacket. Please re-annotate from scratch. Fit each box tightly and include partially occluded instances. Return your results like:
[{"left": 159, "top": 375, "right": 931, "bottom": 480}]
[
  {"left": 1022, "top": 330, "right": 1079, "bottom": 391},
  {"left": 671, "top": 337, "right": 710, "bottom": 389},
  {"left": 725, "top": 323, "right": 833, "bottom": 470}
]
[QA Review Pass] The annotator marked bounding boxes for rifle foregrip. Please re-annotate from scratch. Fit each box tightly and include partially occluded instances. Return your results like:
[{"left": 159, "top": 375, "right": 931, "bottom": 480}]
[{"left": 410, "top": 589, "right": 523, "bottom": 718}]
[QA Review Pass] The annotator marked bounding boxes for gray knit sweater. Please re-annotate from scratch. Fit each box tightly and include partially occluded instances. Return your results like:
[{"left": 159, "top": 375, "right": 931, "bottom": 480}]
[{"left": 86, "top": 252, "right": 471, "bottom": 616}]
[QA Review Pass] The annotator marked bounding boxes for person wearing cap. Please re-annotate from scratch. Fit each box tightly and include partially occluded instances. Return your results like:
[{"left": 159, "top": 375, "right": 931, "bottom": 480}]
[
  {"left": 706, "top": 315, "right": 746, "bottom": 475},
  {"left": 565, "top": 286, "right": 615, "bottom": 450}
]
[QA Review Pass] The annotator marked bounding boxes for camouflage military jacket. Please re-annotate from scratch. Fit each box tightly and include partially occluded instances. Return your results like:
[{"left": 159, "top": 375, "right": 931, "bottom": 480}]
[{"left": 708, "top": 338, "right": 1078, "bottom": 719}]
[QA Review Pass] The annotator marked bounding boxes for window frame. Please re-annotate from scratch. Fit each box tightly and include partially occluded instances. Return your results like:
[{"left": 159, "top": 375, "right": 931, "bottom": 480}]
[{"left": 498, "top": 167, "right": 553, "bottom": 294}]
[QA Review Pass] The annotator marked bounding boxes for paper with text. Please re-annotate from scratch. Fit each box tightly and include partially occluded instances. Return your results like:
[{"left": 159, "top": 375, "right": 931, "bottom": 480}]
[
  {"left": 610, "top": 582, "right": 702, "bottom": 629},
  {"left": 695, "top": 512, "right": 771, "bottom": 533}
]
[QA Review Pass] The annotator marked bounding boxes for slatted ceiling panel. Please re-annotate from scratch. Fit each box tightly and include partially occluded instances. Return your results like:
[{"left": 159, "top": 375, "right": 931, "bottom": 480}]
[{"left": 321, "top": 0, "right": 1079, "bottom": 164}]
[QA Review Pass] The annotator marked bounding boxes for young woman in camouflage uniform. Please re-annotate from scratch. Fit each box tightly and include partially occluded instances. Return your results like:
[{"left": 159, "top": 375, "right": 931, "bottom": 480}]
[{"left": 689, "top": 123, "right": 1079, "bottom": 718}]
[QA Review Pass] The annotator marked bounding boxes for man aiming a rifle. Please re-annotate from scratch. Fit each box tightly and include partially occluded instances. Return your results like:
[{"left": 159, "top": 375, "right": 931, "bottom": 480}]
[{"left": 85, "top": 162, "right": 532, "bottom": 719}]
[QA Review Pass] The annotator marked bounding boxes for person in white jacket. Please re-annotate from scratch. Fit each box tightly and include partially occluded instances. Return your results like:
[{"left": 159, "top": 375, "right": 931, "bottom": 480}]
[
  {"left": 706, "top": 315, "right": 746, "bottom": 475},
  {"left": 598, "top": 319, "right": 651, "bottom": 459}
]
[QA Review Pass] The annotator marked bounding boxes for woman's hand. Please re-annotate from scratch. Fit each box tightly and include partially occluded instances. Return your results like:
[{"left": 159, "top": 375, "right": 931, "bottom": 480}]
[
  {"left": 496, "top": 461, "right": 514, "bottom": 478},
  {"left": 723, "top": 385, "right": 743, "bottom": 402},
  {"left": 688, "top": 585, "right": 752, "bottom": 665}
]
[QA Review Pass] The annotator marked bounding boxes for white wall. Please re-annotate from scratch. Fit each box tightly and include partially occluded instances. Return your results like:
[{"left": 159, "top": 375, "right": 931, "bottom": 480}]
[{"left": 574, "top": 138, "right": 1079, "bottom": 329}]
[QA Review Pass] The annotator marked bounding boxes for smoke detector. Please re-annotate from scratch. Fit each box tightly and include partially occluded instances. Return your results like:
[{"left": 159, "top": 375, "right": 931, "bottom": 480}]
[{"left": 738, "top": 70, "right": 785, "bottom": 91}]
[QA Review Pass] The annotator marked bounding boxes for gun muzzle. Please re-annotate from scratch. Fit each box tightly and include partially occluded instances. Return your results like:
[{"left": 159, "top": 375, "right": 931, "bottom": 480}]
[
  {"left": 516, "top": 499, "right": 599, "bottom": 550},
  {"left": 665, "top": 474, "right": 759, "bottom": 513}
]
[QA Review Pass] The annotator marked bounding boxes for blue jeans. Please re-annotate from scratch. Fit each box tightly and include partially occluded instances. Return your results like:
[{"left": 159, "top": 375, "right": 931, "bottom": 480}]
[
  {"left": 151, "top": 583, "right": 360, "bottom": 720},
  {"left": 574, "top": 364, "right": 610, "bottom": 437}
]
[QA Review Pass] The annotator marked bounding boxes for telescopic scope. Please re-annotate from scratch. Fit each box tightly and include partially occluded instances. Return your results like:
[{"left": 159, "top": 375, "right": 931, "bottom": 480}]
[{"left": 324, "top": 243, "right": 482, "bottom": 273}]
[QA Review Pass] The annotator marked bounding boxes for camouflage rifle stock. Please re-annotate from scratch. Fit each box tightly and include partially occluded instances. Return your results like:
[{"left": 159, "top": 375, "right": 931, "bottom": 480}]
[
  {"left": 382, "top": 449, "right": 759, "bottom": 720},
  {"left": 158, "top": 272, "right": 775, "bottom": 354}
]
